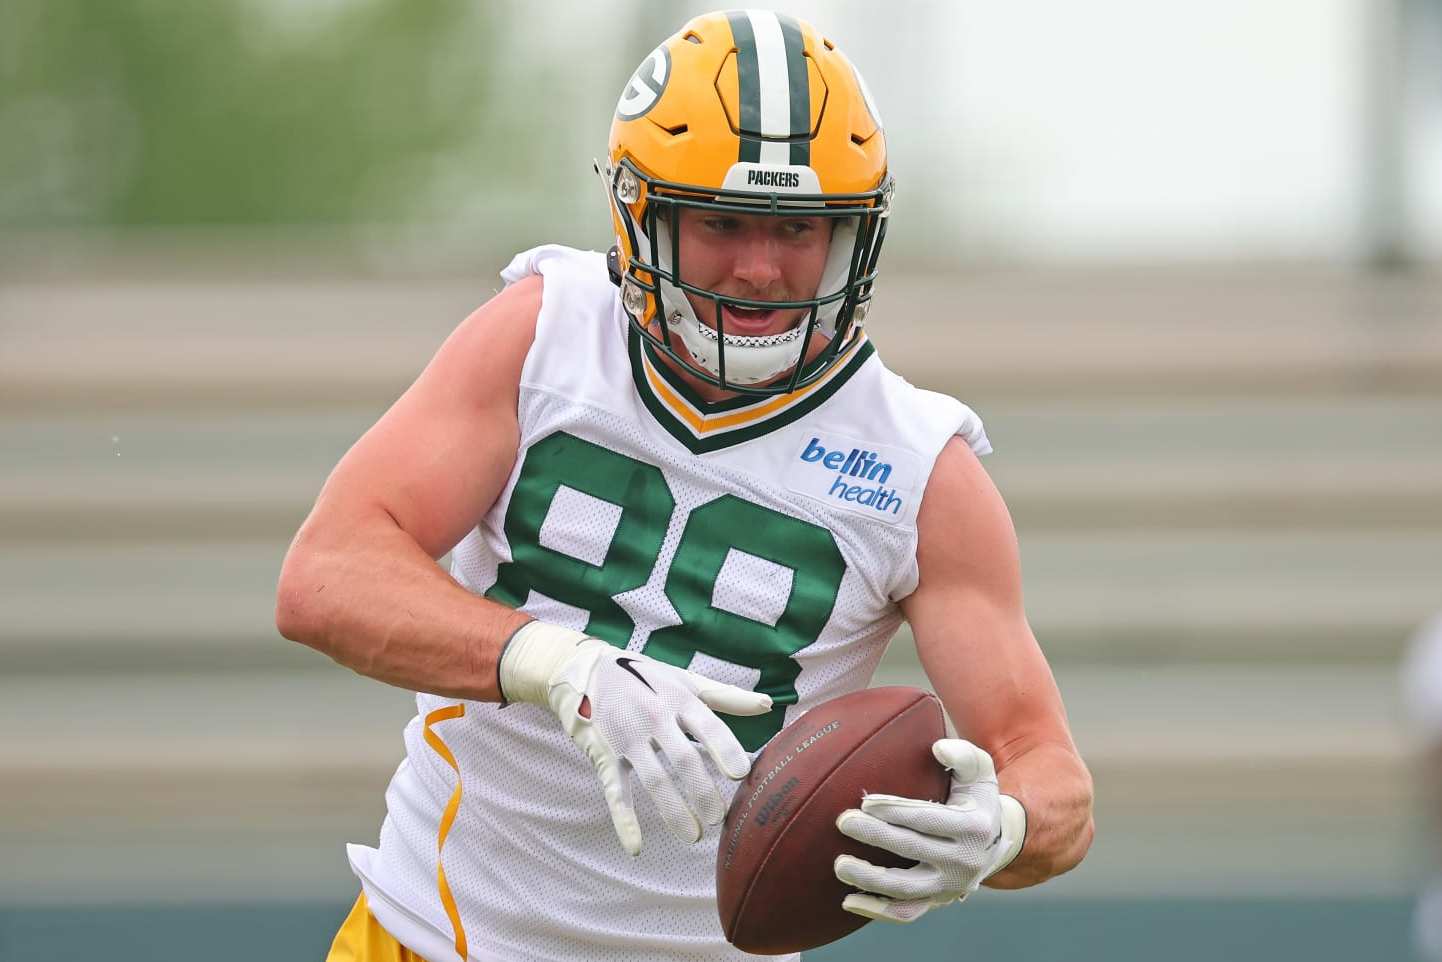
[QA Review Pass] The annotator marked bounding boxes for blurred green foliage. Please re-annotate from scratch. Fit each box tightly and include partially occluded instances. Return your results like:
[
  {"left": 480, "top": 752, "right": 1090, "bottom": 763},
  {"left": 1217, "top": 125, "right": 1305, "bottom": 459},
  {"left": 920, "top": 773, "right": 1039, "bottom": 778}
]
[{"left": 0, "top": 0, "right": 504, "bottom": 227}]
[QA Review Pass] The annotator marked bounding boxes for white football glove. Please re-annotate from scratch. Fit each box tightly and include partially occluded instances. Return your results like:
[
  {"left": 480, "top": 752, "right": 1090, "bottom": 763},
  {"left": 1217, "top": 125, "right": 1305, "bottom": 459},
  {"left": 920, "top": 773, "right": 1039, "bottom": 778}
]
[
  {"left": 497, "top": 620, "right": 772, "bottom": 856},
  {"left": 833, "top": 738, "right": 1026, "bottom": 923}
]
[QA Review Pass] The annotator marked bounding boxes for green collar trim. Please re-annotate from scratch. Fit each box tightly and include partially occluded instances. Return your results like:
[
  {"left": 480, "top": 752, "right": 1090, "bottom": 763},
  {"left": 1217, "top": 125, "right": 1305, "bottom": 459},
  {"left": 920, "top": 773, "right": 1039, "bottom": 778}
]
[{"left": 627, "top": 329, "right": 875, "bottom": 454}]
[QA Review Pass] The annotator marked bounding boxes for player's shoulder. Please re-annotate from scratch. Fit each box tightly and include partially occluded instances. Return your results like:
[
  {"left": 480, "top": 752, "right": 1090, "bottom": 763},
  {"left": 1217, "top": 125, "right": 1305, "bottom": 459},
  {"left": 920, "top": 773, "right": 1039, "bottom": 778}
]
[
  {"left": 927, "top": 434, "right": 993, "bottom": 496},
  {"left": 498, "top": 244, "right": 621, "bottom": 349},
  {"left": 866, "top": 362, "right": 992, "bottom": 458},
  {"left": 913, "top": 433, "right": 1017, "bottom": 575},
  {"left": 500, "top": 244, "right": 613, "bottom": 299},
  {"left": 818, "top": 352, "right": 991, "bottom": 473},
  {"left": 487, "top": 270, "right": 544, "bottom": 325},
  {"left": 444, "top": 244, "right": 614, "bottom": 387},
  {"left": 443, "top": 270, "right": 542, "bottom": 373}
]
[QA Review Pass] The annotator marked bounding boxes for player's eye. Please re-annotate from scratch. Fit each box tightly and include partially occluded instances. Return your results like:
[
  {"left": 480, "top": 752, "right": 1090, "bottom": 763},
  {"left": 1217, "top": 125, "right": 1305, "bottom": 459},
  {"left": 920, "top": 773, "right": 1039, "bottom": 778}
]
[
  {"left": 778, "top": 218, "right": 822, "bottom": 239},
  {"left": 702, "top": 216, "right": 740, "bottom": 233}
]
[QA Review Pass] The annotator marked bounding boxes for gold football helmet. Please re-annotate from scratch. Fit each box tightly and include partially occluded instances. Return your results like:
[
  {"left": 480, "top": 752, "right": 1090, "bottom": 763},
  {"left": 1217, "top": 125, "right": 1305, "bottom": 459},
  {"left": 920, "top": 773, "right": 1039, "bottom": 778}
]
[{"left": 600, "top": 10, "right": 892, "bottom": 395}]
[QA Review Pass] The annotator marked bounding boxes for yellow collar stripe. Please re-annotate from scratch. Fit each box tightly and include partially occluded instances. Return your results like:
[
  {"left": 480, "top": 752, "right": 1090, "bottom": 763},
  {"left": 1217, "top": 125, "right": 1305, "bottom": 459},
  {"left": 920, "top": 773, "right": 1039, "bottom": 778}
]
[{"left": 641, "top": 335, "right": 867, "bottom": 436}]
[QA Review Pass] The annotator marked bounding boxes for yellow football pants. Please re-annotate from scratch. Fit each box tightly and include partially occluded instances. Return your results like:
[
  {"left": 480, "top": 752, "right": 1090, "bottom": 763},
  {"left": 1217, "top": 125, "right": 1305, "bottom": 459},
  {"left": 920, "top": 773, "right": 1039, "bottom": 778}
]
[{"left": 326, "top": 893, "right": 432, "bottom": 962}]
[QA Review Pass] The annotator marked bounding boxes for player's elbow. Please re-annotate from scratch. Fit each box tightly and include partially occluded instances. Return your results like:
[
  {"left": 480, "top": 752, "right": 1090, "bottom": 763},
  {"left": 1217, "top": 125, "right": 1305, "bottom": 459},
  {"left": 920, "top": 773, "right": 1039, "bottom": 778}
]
[
  {"left": 988, "top": 754, "right": 1095, "bottom": 890},
  {"left": 275, "top": 533, "right": 329, "bottom": 647},
  {"left": 1067, "top": 797, "right": 1096, "bottom": 874},
  {"left": 1078, "top": 812, "right": 1096, "bottom": 866},
  {"left": 274, "top": 576, "right": 308, "bottom": 645},
  {"left": 1057, "top": 764, "right": 1096, "bottom": 876}
]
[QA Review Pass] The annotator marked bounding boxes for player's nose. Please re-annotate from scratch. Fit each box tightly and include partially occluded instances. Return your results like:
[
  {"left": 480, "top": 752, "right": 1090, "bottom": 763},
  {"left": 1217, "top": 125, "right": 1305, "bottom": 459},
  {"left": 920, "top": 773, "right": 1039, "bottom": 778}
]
[{"left": 730, "top": 235, "right": 783, "bottom": 290}]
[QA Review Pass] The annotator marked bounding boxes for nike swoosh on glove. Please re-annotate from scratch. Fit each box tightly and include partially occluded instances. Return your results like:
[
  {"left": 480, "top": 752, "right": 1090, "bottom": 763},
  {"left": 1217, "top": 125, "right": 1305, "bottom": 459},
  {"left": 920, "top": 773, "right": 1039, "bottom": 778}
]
[
  {"left": 833, "top": 738, "right": 1027, "bottom": 923},
  {"left": 498, "top": 621, "right": 773, "bottom": 855}
]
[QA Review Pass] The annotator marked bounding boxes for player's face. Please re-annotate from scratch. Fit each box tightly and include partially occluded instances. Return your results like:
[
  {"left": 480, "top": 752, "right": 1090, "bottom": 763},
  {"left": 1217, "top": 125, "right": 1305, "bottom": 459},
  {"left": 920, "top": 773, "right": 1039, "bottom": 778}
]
[{"left": 674, "top": 207, "right": 832, "bottom": 339}]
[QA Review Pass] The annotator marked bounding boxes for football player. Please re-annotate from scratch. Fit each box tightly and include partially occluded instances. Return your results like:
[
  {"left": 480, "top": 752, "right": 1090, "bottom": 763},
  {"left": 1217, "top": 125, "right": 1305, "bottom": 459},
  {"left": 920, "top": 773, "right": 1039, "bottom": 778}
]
[{"left": 279, "top": 10, "right": 1093, "bottom": 962}]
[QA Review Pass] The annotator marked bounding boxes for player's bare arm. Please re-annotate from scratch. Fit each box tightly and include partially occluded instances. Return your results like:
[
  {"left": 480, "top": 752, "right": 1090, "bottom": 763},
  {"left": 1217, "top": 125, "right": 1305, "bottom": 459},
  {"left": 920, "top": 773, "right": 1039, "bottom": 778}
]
[
  {"left": 830, "top": 436, "right": 1093, "bottom": 924},
  {"left": 276, "top": 272, "right": 769, "bottom": 859},
  {"left": 907, "top": 437, "right": 1094, "bottom": 888},
  {"left": 274, "top": 275, "right": 542, "bottom": 699}
]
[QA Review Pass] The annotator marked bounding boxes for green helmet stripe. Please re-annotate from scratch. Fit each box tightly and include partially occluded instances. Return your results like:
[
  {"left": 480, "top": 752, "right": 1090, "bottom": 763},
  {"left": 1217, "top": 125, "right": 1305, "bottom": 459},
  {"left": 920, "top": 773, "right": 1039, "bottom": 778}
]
[
  {"left": 777, "top": 13, "right": 810, "bottom": 166},
  {"left": 726, "top": 11, "right": 763, "bottom": 163}
]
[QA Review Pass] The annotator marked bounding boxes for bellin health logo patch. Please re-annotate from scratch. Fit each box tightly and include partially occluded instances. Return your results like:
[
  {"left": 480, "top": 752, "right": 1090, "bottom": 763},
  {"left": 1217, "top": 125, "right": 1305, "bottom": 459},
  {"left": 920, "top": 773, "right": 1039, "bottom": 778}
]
[{"left": 784, "top": 434, "right": 919, "bottom": 521}]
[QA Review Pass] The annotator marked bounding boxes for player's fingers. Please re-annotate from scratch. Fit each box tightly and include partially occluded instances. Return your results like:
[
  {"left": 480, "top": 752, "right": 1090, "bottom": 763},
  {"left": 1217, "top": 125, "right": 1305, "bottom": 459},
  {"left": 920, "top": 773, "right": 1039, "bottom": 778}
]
[
  {"left": 841, "top": 893, "right": 938, "bottom": 924},
  {"left": 833, "top": 854, "right": 941, "bottom": 902},
  {"left": 680, "top": 707, "right": 753, "bottom": 781},
  {"left": 655, "top": 728, "right": 726, "bottom": 826},
  {"left": 631, "top": 746, "right": 703, "bottom": 844},
  {"left": 835, "top": 809, "right": 949, "bottom": 864},
  {"left": 596, "top": 756, "right": 642, "bottom": 856},
  {"left": 858, "top": 792, "right": 977, "bottom": 839},
  {"left": 932, "top": 739, "right": 997, "bottom": 785},
  {"left": 689, "top": 675, "right": 773, "bottom": 717}
]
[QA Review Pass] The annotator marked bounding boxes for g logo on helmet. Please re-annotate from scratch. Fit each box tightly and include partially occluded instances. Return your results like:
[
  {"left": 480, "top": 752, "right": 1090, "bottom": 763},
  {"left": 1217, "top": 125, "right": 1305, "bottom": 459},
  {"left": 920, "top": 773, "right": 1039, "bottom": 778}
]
[{"left": 616, "top": 44, "right": 671, "bottom": 120}]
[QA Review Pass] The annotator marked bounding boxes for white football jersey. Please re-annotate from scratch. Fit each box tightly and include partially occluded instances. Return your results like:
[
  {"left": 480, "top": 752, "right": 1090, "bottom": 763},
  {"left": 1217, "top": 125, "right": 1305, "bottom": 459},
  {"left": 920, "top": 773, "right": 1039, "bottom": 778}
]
[{"left": 347, "top": 245, "right": 990, "bottom": 962}]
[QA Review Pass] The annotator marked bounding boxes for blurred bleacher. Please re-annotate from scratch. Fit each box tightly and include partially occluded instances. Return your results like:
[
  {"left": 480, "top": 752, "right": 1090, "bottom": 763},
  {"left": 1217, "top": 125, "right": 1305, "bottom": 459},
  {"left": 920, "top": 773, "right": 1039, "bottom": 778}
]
[{"left": 1, "top": 248, "right": 1438, "bottom": 906}]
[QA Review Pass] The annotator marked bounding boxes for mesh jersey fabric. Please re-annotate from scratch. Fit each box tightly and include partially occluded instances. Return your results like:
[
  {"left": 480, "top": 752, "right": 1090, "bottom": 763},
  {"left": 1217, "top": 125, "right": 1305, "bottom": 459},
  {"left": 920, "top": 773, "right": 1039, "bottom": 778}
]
[{"left": 347, "top": 245, "right": 990, "bottom": 962}]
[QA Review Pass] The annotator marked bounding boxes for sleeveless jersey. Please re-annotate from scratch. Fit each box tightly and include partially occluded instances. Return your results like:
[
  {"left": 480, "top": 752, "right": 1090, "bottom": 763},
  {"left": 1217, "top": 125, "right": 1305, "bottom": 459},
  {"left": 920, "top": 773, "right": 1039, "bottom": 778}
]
[{"left": 347, "top": 245, "right": 991, "bottom": 962}]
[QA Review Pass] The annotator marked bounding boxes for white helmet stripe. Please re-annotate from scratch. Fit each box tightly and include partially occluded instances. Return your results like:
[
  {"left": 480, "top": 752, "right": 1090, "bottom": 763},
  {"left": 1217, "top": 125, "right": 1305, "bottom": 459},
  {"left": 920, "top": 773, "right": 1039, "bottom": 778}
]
[{"left": 746, "top": 9, "right": 793, "bottom": 166}]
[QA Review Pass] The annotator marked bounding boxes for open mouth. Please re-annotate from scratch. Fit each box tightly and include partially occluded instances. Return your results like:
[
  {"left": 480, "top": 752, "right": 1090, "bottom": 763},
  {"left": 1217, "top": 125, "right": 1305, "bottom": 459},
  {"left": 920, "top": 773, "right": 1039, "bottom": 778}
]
[{"left": 720, "top": 304, "right": 782, "bottom": 334}]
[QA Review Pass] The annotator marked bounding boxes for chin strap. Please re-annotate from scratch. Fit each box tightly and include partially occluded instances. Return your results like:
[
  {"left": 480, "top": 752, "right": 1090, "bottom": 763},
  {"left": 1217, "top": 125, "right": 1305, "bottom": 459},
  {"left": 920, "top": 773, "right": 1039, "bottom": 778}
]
[{"left": 606, "top": 245, "right": 623, "bottom": 288}]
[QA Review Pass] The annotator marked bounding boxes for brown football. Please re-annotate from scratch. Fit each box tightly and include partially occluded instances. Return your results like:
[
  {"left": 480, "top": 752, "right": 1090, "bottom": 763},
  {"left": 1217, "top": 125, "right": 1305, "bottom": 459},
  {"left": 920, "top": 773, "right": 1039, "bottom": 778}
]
[{"left": 716, "top": 686, "right": 951, "bottom": 955}]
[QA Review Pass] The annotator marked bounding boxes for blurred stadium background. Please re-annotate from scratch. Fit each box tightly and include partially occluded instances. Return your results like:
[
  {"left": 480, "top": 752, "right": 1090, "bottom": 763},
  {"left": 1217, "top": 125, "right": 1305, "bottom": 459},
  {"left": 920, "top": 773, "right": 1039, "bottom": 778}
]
[{"left": 2, "top": 0, "right": 1440, "bottom": 959}]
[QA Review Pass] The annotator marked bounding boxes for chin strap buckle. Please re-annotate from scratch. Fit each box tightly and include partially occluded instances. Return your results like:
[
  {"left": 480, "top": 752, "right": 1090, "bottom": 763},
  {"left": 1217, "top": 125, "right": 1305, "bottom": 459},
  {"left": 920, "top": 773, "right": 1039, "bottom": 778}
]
[{"left": 606, "top": 246, "right": 623, "bottom": 287}]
